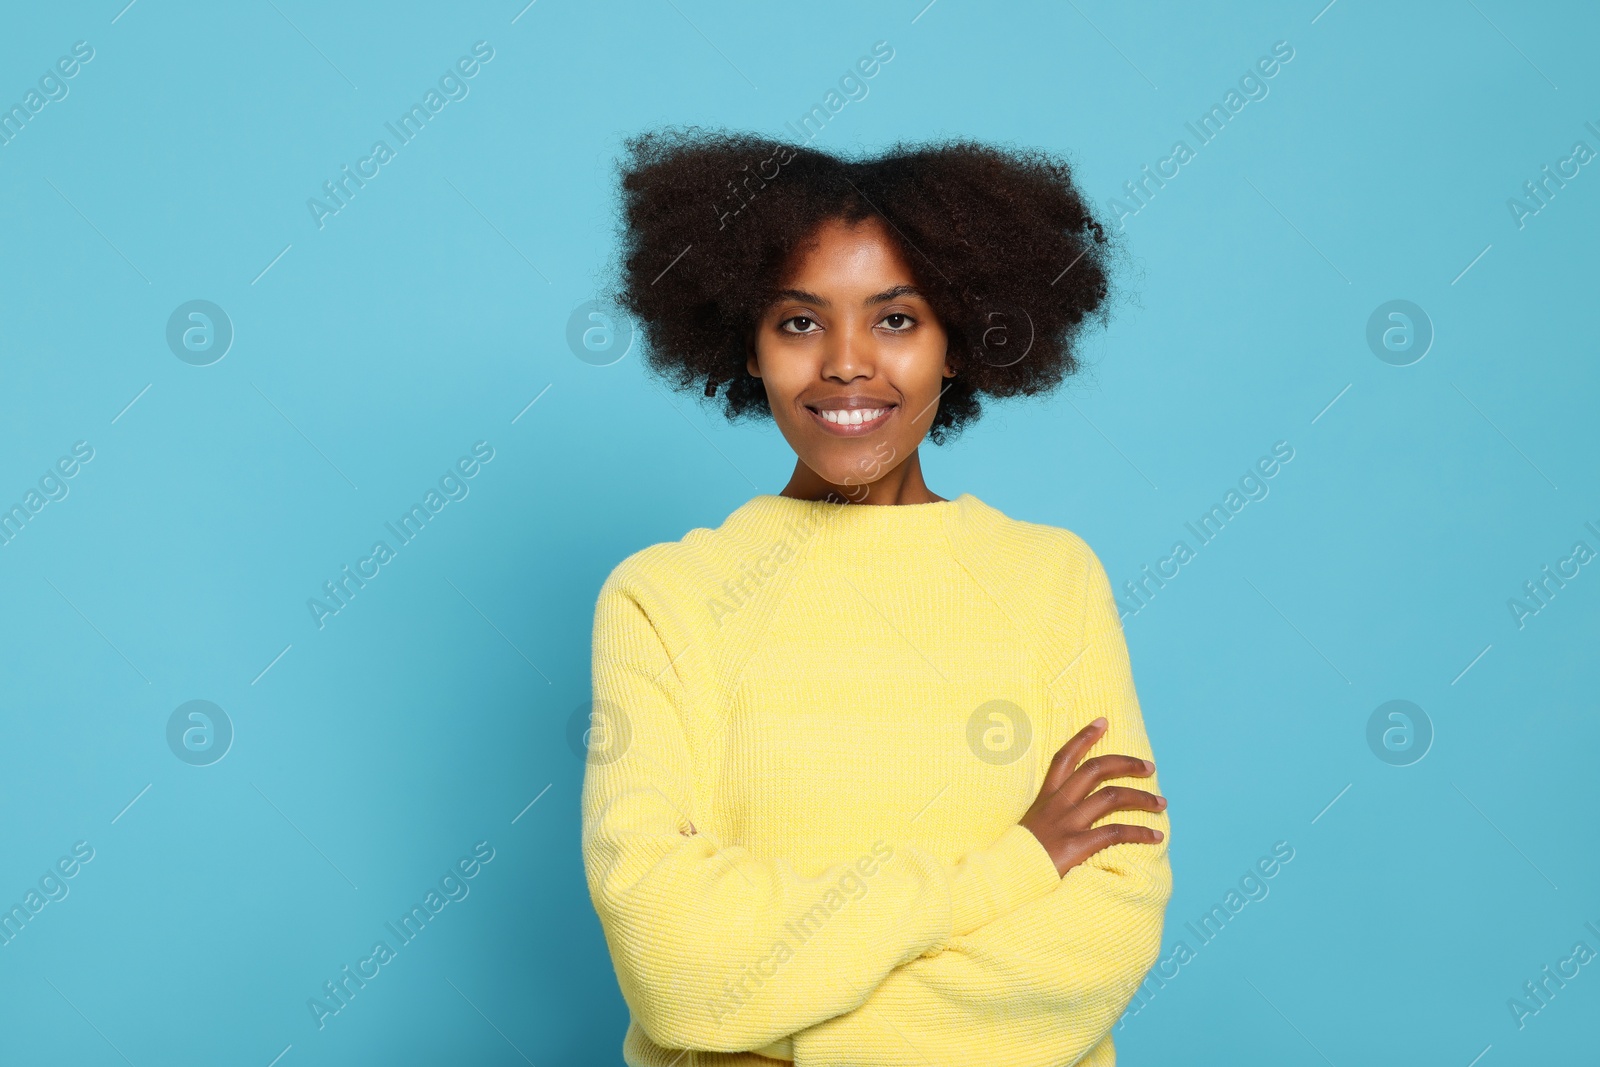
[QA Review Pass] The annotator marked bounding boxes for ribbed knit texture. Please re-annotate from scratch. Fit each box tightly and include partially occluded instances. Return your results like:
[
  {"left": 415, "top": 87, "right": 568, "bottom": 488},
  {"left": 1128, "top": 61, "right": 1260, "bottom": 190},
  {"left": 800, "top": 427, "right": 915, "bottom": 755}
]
[{"left": 581, "top": 492, "right": 1172, "bottom": 1067}]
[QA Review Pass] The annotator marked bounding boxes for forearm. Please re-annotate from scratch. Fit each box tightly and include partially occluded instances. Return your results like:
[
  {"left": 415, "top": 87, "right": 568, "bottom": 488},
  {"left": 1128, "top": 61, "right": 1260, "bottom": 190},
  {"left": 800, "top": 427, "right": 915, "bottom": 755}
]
[
  {"left": 788, "top": 540, "right": 1173, "bottom": 1066},
  {"left": 789, "top": 831, "right": 1171, "bottom": 1066},
  {"left": 586, "top": 806, "right": 1061, "bottom": 1052}
]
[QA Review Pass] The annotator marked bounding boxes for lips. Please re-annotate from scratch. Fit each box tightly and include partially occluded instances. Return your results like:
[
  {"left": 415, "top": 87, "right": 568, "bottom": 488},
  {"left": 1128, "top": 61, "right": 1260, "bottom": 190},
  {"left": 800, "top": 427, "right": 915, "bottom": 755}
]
[{"left": 805, "top": 401, "right": 897, "bottom": 436}]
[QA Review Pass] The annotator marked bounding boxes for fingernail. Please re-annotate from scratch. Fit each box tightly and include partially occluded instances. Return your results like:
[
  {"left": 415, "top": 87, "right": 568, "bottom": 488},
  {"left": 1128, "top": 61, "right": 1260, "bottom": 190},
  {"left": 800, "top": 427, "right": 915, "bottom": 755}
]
[
  {"left": 1153, "top": 830, "right": 1164, "bottom": 841},
  {"left": 1143, "top": 759, "right": 1154, "bottom": 772},
  {"left": 1091, "top": 716, "right": 1107, "bottom": 729}
]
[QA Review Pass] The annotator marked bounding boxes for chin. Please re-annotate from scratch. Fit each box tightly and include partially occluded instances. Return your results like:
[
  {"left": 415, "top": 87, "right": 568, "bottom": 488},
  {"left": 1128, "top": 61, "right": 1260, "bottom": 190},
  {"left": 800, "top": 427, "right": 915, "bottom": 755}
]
[{"left": 807, "top": 452, "right": 893, "bottom": 491}]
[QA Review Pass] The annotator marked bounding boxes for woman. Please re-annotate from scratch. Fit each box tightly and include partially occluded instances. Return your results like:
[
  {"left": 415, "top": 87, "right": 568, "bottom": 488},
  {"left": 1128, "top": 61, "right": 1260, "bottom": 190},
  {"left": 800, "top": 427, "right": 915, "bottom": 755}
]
[{"left": 581, "top": 129, "right": 1171, "bottom": 1066}]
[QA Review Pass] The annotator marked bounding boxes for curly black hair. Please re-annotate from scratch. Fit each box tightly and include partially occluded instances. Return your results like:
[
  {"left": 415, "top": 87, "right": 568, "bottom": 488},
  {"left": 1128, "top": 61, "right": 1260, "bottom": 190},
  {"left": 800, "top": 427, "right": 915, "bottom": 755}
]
[{"left": 604, "top": 126, "right": 1121, "bottom": 445}]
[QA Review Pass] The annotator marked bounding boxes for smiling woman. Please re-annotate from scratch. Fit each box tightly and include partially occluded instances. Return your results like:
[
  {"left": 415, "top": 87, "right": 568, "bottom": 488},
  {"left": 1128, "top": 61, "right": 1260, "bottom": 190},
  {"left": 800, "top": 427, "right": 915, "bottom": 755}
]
[
  {"left": 610, "top": 127, "right": 1118, "bottom": 456},
  {"left": 744, "top": 216, "right": 955, "bottom": 504},
  {"left": 583, "top": 128, "right": 1170, "bottom": 1067}
]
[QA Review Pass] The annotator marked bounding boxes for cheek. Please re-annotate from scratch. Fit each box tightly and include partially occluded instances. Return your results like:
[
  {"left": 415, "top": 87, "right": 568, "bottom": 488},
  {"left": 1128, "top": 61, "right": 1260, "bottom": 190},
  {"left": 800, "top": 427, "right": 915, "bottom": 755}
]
[
  {"left": 753, "top": 354, "right": 812, "bottom": 416},
  {"left": 885, "top": 333, "right": 950, "bottom": 400}
]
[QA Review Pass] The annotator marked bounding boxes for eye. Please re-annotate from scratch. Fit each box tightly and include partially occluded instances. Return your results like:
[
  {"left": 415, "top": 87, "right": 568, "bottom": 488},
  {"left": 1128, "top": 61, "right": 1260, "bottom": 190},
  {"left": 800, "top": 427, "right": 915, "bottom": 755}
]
[
  {"left": 880, "top": 312, "right": 915, "bottom": 331},
  {"left": 779, "top": 315, "right": 820, "bottom": 335}
]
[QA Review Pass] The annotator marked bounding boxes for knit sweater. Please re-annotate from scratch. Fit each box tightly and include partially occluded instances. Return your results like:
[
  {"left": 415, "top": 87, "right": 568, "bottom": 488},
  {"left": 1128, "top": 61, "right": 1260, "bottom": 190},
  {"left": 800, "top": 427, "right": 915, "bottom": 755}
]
[{"left": 581, "top": 491, "right": 1172, "bottom": 1067}]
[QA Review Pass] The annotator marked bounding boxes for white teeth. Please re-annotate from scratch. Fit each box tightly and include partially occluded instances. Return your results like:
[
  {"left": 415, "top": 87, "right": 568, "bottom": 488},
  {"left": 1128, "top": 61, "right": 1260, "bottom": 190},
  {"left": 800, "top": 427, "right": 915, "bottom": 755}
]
[{"left": 820, "top": 407, "right": 886, "bottom": 425}]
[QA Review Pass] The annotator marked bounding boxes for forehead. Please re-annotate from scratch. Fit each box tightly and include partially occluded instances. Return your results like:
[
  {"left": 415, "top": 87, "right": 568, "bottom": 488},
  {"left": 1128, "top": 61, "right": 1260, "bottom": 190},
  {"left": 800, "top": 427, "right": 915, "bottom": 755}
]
[{"left": 779, "top": 215, "right": 918, "bottom": 290}]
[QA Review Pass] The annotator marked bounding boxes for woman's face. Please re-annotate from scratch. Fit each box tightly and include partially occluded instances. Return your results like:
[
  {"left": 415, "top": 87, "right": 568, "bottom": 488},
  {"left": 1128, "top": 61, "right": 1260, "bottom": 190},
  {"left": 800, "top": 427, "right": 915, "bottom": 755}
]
[{"left": 746, "top": 215, "right": 953, "bottom": 494}]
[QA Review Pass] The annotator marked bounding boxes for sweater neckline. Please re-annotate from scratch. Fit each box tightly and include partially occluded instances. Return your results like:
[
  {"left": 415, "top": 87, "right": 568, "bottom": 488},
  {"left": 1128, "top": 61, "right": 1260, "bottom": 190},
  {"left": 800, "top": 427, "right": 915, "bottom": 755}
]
[
  {"left": 731, "top": 491, "right": 980, "bottom": 537},
  {"left": 747, "top": 490, "right": 969, "bottom": 512}
]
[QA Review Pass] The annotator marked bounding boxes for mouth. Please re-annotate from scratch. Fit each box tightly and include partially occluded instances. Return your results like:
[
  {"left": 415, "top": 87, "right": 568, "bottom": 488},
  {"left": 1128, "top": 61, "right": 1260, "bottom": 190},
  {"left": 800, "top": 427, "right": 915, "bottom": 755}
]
[{"left": 805, "top": 403, "right": 897, "bottom": 436}]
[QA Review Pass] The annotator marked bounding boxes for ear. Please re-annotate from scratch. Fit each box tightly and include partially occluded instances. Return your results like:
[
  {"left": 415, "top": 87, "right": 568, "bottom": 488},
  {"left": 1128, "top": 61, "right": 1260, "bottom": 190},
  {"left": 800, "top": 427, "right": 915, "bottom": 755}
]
[
  {"left": 745, "top": 333, "right": 761, "bottom": 379},
  {"left": 942, "top": 351, "right": 957, "bottom": 378}
]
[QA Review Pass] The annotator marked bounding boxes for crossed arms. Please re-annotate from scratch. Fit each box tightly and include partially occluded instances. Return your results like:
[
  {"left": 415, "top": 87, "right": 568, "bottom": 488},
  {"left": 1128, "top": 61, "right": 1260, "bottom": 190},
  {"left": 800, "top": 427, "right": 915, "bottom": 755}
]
[{"left": 581, "top": 553, "right": 1171, "bottom": 1066}]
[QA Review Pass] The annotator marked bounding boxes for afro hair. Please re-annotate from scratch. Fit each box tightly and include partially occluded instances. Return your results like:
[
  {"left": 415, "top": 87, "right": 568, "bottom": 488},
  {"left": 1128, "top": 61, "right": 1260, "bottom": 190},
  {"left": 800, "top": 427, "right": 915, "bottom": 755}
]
[{"left": 605, "top": 126, "right": 1120, "bottom": 445}]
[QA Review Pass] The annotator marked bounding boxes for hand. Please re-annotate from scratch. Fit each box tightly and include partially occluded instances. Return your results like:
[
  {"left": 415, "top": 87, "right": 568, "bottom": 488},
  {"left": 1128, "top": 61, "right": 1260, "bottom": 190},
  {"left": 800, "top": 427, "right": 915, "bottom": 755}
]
[{"left": 1018, "top": 716, "right": 1166, "bottom": 877}]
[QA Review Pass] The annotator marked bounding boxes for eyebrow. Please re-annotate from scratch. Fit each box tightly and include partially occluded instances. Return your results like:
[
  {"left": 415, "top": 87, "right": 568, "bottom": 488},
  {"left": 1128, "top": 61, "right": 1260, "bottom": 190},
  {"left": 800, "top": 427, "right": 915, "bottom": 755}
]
[{"left": 773, "top": 283, "right": 922, "bottom": 308}]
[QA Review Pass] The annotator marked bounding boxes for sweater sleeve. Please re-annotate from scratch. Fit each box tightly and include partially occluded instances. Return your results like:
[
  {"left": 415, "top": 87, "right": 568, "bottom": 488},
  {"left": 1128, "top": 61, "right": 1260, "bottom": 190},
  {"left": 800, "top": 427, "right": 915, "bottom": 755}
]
[
  {"left": 581, "top": 567, "right": 1064, "bottom": 1055},
  {"left": 785, "top": 548, "right": 1173, "bottom": 1067}
]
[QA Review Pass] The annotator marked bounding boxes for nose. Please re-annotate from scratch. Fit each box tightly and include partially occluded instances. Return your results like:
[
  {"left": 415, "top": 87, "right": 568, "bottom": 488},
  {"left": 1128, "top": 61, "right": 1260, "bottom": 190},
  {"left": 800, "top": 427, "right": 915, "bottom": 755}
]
[{"left": 820, "top": 318, "right": 874, "bottom": 384}]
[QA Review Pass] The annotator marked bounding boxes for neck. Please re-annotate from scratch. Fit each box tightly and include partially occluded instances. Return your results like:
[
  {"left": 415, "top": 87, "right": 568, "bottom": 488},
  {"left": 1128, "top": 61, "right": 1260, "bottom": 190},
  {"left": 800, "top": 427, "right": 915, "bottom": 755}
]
[{"left": 778, "top": 450, "right": 945, "bottom": 506}]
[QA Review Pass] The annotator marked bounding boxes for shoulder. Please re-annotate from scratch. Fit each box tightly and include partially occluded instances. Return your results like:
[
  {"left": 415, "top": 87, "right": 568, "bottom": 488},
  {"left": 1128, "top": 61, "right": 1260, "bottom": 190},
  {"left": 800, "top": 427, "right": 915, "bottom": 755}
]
[
  {"left": 963, "top": 495, "right": 1111, "bottom": 596},
  {"left": 594, "top": 500, "right": 757, "bottom": 615},
  {"left": 963, "top": 497, "right": 1125, "bottom": 660},
  {"left": 598, "top": 530, "right": 713, "bottom": 607},
  {"left": 957, "top": 496, "right": 1123, "bottom": 648}
]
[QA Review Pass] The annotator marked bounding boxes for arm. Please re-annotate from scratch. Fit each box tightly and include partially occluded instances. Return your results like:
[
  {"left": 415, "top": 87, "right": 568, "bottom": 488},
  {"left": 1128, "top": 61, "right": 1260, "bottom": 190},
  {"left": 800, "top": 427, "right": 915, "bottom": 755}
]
[
  {"left": 581, "top": 565, "right": 1064, "bottom": 1055},
  {"left": 785, "top": 548, "right": 1173, "bottom": 1067}
]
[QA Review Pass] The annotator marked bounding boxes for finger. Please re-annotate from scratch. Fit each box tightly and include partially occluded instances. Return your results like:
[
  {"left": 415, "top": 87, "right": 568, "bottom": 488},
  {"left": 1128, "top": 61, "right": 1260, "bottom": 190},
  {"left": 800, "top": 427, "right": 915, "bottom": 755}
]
[
  {"left": 1058, "top": 754, "right": 1154, "bottom": 803},
  {"left": 1042, "top": 716, "right": 1108, "bottom": 795},
  {"left": 1078, "top": 822, "right": 1165, "bottom": 855},
  {"left": 1069, "top": 786, "right": 1167, "bottom": 824}
]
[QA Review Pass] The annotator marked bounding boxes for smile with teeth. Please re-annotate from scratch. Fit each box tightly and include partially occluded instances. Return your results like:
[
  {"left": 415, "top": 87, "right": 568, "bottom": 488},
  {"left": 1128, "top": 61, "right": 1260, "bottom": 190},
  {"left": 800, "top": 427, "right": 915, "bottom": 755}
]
[{"left": 816, "top": 407, "right": 890, "bottom": 426}]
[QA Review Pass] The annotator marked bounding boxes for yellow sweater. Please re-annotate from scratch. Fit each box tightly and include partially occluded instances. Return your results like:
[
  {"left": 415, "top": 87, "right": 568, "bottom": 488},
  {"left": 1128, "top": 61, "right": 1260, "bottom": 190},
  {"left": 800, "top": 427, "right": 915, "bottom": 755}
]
[{"left": 581, "top": 492, "right": 1172, "bottom": 1066}]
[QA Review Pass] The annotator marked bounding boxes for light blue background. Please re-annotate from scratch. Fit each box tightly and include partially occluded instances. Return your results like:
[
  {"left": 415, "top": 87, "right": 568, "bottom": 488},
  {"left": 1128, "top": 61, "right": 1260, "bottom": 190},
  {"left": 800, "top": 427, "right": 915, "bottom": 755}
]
[{"left": 2, "top": 1, "right": 1596, "bottom": 1063}]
